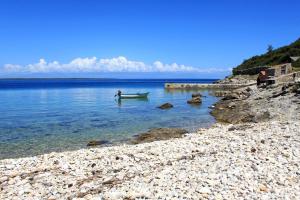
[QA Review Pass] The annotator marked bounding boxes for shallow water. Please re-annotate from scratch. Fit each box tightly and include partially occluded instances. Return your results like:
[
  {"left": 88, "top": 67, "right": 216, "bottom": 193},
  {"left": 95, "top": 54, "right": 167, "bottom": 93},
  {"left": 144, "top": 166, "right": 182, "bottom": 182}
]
[{"left": 0, "top": 79, "right": 219, "bottom": 159}]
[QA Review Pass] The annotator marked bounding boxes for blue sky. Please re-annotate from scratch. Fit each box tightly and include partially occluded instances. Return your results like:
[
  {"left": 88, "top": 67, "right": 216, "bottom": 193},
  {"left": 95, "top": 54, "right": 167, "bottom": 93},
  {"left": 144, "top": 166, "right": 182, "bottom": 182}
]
[{"left": 0, "top": 0, "right": 299, "bottom": 78}]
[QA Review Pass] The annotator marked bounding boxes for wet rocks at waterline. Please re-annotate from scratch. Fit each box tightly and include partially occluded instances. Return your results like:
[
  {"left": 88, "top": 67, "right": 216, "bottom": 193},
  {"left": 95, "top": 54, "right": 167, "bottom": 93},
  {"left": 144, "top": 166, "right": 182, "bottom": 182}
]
[
  {"left": 87, "top": 140, "right": 111, "bottom": 146},
  {"left": 131, "top": 128, "right": 188, "bottom": 144}
]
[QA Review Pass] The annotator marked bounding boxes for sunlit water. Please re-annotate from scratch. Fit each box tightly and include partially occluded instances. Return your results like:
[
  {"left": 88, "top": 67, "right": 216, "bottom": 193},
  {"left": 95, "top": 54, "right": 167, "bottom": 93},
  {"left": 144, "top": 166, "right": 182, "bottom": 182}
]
[{"left": 0, "top": 79, "right": 219, "bottom": 159}]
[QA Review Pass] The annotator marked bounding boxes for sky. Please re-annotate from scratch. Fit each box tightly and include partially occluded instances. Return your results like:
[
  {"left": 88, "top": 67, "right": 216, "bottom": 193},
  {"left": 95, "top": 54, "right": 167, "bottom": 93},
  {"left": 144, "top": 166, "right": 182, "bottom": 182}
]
[{"left": 0, "top": 0, "right": 299, "bottom": 79}]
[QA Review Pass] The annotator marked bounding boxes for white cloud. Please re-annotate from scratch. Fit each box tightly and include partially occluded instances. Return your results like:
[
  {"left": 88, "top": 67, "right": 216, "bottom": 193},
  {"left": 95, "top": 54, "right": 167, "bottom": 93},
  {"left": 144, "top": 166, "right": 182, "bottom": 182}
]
[
  {"left": 99, "top": 57, "right": 147, "bottom": 72},
  {"left": 3, "top": 64, "right": 23, "bottom": 72},
  {"left": 1, "top": 56, "right": 230, "bottom": 73}
]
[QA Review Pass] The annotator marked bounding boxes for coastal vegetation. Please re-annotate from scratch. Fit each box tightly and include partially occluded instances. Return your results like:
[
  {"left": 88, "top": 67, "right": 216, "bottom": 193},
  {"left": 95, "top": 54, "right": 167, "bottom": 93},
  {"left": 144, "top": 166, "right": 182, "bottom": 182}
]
[
  {"left": 292, "top": 58, "right": 300, "bottom": 69},
  {"left": 233, "top": 38, "right": 300, "bottom": 75}
]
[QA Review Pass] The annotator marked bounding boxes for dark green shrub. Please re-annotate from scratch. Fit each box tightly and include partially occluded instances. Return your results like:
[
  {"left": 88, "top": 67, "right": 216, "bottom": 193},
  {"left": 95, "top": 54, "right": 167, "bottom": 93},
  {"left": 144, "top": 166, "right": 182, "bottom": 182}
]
[{"left": 292, "top": 59, "right": 300, "bottom": 68}]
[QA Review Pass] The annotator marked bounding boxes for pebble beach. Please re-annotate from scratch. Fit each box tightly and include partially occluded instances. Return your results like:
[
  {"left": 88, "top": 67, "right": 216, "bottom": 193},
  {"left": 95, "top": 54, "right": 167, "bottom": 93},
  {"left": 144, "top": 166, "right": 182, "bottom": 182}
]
[{"left": 1, "top": 120, "right": 299, "bottom": 199}]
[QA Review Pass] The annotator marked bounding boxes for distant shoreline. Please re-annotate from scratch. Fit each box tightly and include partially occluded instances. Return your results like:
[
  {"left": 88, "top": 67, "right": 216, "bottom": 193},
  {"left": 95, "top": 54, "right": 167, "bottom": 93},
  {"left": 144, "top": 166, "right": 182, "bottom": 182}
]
[{"left": 0, "top": 78, "right": 219, "bottom": 80}]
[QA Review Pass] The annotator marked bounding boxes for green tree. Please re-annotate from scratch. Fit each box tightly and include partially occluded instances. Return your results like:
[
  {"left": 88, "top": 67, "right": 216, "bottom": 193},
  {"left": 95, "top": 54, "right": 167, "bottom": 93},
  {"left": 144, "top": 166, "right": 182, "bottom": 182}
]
[{"left": 267, "top": 44, "right": 273, "bottom": 53}]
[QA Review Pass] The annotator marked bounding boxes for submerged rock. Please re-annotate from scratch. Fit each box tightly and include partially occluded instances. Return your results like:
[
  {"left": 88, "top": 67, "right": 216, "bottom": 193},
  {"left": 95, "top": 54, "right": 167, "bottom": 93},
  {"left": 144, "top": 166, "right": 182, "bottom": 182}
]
[
  {"left": 157, "top": 103, "right": 173, "bottom": 109},
  {"left": 187, "top": 96, "right": 202, "bottom": 104},
  {"left": 131, "top": 128, "right": 188, "bottom": 144},
  {"left": 87, "top": 140, "right": 110, "bottom": 147}
]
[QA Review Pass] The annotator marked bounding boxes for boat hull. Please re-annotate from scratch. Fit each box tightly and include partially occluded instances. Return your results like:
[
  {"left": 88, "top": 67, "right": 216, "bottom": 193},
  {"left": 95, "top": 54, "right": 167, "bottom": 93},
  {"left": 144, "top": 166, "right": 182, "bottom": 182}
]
[{"left": 119, "top": 92, "right": 149, "bottom": 99}]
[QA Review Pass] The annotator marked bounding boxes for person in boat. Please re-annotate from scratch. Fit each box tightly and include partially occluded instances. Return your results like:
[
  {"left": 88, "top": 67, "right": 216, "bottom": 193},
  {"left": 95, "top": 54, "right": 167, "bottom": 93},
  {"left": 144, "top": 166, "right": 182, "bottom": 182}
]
[{"left": 115, "top": 90, "right": 122, "bottom": 97}]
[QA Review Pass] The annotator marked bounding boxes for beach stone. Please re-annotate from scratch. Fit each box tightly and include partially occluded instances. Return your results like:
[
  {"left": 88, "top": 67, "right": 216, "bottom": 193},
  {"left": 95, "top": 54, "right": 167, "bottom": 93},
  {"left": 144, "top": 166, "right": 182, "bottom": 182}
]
[
  {"left": 131, "top": 128, "right": 188, "bottom": 144},
  {"left": 215, "top": 194, "right": 223, "bottom": 200},
  {"left": 157, "top": 103, "right": 173, "bottom": 109},
  {"left": 105, "top": 191, "right": 124, "bottom": 199},
  {"left": 246, "top": 87, "right": 252, "bottom": 92},
  {"left": 251, "top": 147, "right": 257, "bottom": 153},
  {"left": 5, "top": 164, "right": 15, "bottom": 170},
  {"left": 228, "top": 125, "right": 236, "bottom": 131},
  {"left": 227, "top": 102, "right": 236, "bottom": 109},
  {"left": 198, "top": 187, "right": 211, "bottom": 194},
  {"left": 87, "top": 140, "right": 110, "bottom": 146},
  {"left": 48, "top": 195, "right": 56, "bottom": 200},
  {"left": 259, "top": 184, "right": 268, "bottom": 192},
  {"left": 187, "top": 96, "right": 202, "bottom": 104},
  {"left": 53, "top": 160, "right": 59, "bottom": 165},
  {"left": 0, "top": 176, "right": 8, "bottom": 183},
  {"left": 253, "top": 111, "right": 271, "bottom": 122}
]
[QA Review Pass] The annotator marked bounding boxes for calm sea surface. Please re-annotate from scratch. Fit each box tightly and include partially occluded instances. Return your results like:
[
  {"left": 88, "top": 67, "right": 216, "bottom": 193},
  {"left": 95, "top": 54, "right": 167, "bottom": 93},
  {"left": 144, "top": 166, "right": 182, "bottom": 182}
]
[{"left": 0, "top": 79, "right": 219, "bottom": 159}]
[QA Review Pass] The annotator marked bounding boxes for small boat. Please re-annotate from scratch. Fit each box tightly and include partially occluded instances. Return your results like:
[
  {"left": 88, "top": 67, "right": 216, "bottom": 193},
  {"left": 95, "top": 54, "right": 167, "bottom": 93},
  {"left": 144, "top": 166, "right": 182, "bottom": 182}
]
[{"left": 118, "top": 92, "right": 149, "bottom": 99}]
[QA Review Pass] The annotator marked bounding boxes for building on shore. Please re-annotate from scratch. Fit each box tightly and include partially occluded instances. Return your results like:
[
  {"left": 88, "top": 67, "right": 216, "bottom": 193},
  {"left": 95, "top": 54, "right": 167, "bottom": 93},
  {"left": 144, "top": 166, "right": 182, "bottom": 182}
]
[
  {"left": 265, "top": 63, "right": 293, "bottom": 77},
  {"left": 257, "top": 63, "right": 299, "bottom": 85}
]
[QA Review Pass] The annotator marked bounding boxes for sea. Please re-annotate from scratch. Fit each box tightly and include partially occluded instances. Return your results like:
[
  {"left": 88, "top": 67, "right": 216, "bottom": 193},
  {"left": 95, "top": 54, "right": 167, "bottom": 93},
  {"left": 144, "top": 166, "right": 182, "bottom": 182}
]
[{"left": 0, "top": 79, "right": 219, "bottom": 159}]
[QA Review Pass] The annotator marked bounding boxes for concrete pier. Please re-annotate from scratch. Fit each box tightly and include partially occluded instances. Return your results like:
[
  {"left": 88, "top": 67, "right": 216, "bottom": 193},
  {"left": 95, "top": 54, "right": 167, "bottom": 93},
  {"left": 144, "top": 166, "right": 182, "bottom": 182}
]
[{"left": 164, "top": 83, "right": 256, "bottom": 90}]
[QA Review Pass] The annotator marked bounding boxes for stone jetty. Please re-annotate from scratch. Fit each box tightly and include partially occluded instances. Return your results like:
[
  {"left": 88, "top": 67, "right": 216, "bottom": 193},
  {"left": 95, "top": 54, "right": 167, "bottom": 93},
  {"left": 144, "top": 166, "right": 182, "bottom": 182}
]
[{"left": 164, "top": 82, "right": 256, "bottom": 90}]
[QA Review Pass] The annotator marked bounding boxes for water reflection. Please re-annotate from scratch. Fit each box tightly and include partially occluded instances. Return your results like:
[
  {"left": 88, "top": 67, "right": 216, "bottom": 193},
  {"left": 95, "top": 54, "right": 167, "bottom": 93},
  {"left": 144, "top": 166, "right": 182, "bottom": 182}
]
[
  {"left": 164, "top": 88, "right": 212, "bottom": 94},
  {"left": 116, "top": 98, "right": 149, "bottom": 107}
]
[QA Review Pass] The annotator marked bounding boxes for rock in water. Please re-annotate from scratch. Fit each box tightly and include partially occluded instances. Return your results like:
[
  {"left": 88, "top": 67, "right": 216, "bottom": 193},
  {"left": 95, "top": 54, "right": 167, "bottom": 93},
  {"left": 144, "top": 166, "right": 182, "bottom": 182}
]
[
  {"left": 131, "top": 128, "right": 188, "bottom": 144},
  {"left": 192, "top": 93, "right": 202, "bottom": 98},
  {"left": 157, "top": 103, "right": 173, "bottom": 109},
  {"left": 187, "top": 96, "right": 202, "bottom": 104},
  {"left": 87, "top": 140, "right": 110, "bottom": 146}
]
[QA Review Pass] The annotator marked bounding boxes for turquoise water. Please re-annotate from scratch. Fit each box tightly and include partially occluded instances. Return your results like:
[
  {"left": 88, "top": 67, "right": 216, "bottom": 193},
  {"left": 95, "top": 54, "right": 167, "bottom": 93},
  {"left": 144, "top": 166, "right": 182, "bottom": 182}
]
[{"left": 0, "top": 79, "right": 219, "bottom": 159}]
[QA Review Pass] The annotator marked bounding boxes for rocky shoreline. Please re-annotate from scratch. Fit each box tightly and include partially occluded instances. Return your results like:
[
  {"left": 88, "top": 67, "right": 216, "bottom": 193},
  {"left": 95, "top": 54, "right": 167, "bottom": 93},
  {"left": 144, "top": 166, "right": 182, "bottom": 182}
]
[
  {"left": 1, "top": 79, "right": 300, "bottom": 199},
  {"left": 211, "top": 81, "right": 300, "bottom": 123}
]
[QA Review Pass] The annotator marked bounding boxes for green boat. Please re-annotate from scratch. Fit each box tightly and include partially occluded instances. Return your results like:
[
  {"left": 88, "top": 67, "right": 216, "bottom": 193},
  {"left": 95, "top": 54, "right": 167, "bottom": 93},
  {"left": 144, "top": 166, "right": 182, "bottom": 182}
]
[{"left": 118, "top": 92, "right": 149, "bottom": 99}]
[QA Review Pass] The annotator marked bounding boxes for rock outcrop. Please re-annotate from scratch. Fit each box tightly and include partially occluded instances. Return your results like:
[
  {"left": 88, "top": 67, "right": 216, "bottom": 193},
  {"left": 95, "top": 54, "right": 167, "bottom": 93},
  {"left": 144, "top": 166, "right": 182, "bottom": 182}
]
[
  {"left": 211, "top": 101, "right": 255, "bottom": 123},
  {"left": 187, "top": 96, "right": 202, "bottom": 104},
  {"left": 211, "top": 81, "right": 300, "bottom": 123}
]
